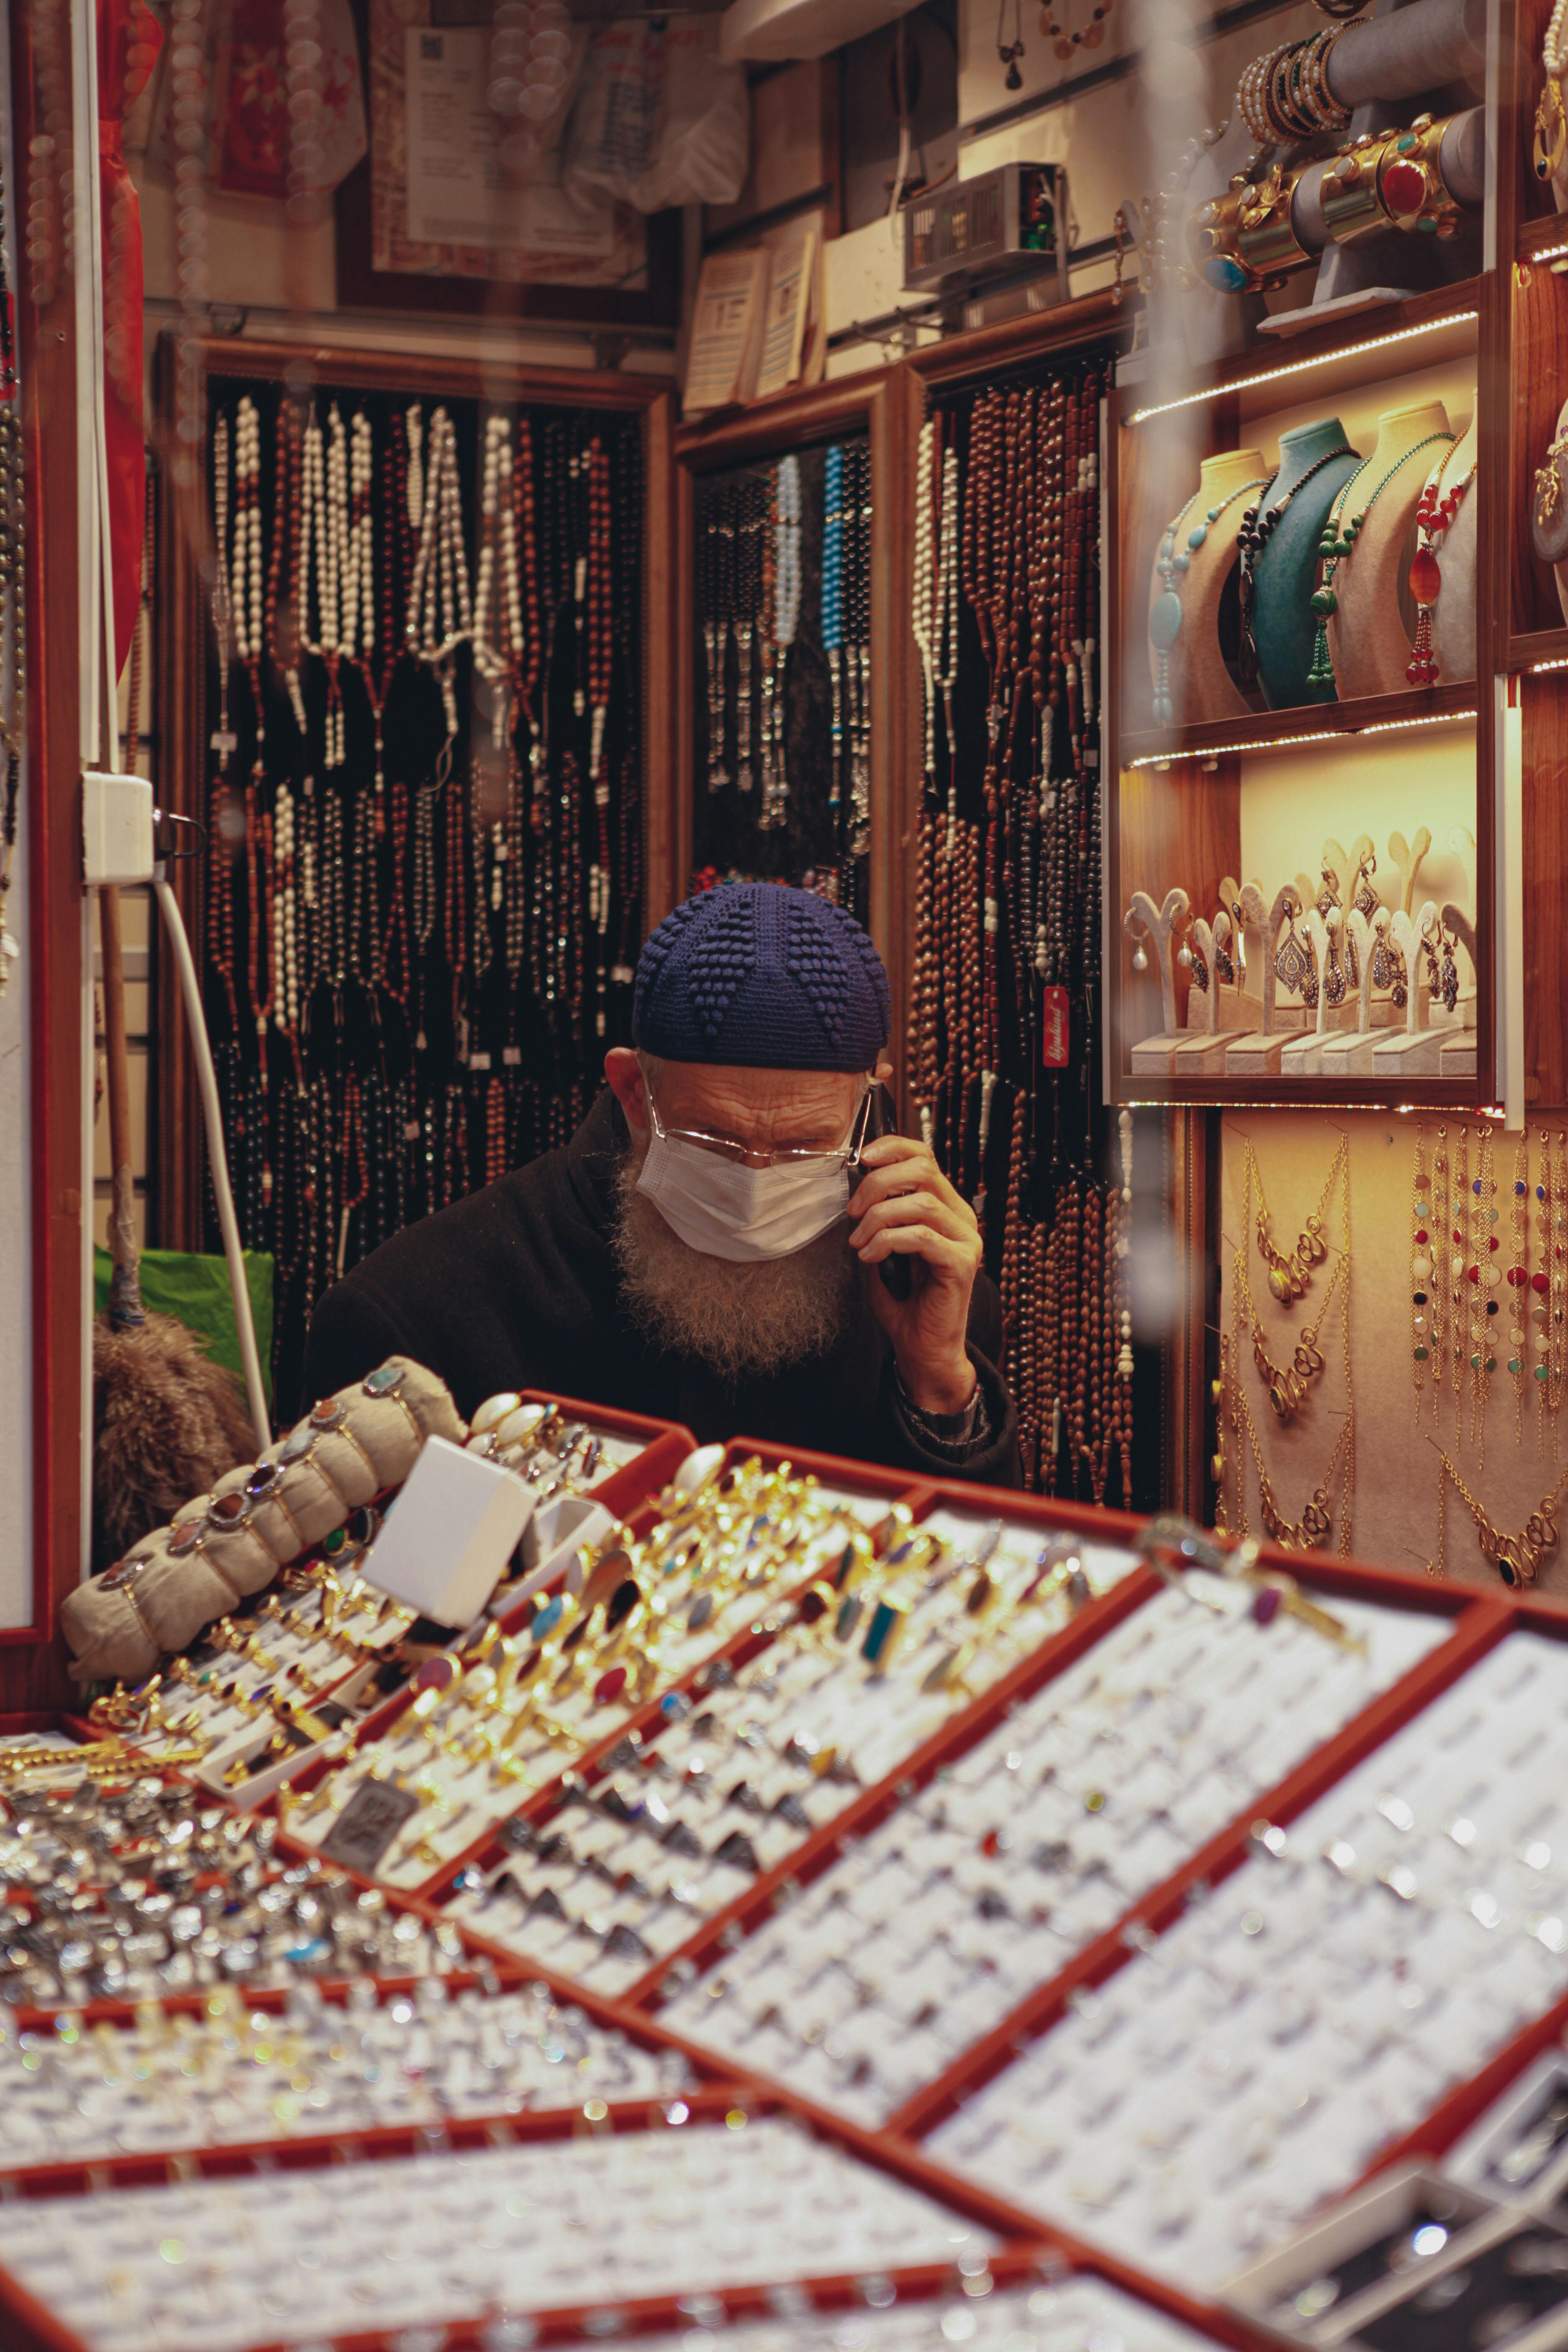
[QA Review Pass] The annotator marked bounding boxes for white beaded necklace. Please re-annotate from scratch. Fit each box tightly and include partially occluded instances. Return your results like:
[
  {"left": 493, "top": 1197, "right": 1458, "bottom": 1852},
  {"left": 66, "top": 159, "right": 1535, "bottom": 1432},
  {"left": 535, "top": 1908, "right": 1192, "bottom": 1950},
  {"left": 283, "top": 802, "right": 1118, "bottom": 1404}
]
[
  {"left": 933, "top": 442, "right": 961, "bottom": 849},
  {"left": 911, "top": 415, "right": 937, "bottom": 785},
  {"left": 761, "top": 453, "right": 801, "bottom": 833},
  {"left": 406, "top": 404, "right": 472, "bottom": 740},
  {"left": 297, "top": 402, "right": 349, "bottom": 768},
  {"left": 473, "top": 411, "right": 525, "bottom": 748},
  {"left": 346, "top": 405, "right": 382, "bottom": 794},
  {"left": 272, "top": 781, "right": 299, "bottom": 1036},
  {"left": 209, "top": 409, "right": 235, "bottom": 774},
  {"left": 231, "top": 396, "right": 263, "bottom": 673}
]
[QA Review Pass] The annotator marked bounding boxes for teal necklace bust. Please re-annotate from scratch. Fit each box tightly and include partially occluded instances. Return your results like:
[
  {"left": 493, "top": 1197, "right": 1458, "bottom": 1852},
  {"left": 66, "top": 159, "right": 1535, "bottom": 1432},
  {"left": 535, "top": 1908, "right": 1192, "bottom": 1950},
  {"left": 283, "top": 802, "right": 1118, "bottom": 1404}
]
[
  {"left": 1149, "top": 475, "right": 1269, "bottom": 727},
  {"left": 1305, "top": 432, "right": 1455, "bottom": 694}
]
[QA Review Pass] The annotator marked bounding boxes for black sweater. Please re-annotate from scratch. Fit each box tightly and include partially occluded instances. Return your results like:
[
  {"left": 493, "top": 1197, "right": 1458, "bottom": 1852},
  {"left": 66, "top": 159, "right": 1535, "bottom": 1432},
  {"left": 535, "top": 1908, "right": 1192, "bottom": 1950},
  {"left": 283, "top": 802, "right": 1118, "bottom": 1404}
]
[{"left": 301, "top": 1090, "right": 1020, "bottom": 1487}]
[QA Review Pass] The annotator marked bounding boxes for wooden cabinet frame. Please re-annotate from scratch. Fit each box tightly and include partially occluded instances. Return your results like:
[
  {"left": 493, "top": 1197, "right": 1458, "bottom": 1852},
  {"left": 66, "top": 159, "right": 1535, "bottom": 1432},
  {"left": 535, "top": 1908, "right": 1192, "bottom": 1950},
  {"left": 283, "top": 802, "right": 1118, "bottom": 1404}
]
[{"left": 671, "top": 373, "right": 910, "bottom": 1064}]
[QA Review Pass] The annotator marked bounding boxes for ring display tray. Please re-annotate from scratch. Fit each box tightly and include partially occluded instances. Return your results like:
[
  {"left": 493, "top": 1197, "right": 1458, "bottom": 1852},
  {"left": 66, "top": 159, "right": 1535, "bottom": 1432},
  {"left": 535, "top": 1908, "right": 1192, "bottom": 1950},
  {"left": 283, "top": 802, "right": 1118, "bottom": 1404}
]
[{"left": 18, "top": 1420, "right": 1568, "bottom": 2352}]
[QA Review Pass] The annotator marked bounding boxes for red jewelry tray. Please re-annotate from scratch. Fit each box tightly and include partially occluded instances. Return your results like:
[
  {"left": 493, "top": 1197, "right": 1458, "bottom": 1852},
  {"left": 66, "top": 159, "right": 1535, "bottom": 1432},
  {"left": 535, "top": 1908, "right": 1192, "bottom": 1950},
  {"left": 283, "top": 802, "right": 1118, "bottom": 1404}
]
[
  {"left": 0, "top": 1709, "right": 1277, "bottom": 2352},
  {"left": 271, "top": 1439, "right": 927, "bottom": 1903},
  {"left": 11, "top": 1454, "right": 1568, "bottom": 2352}
]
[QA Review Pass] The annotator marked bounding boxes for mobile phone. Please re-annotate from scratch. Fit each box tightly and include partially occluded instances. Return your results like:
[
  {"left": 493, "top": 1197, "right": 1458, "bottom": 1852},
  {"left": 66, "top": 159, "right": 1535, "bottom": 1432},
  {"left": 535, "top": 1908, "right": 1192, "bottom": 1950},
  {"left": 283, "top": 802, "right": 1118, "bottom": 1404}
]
[{"left": 852, "top": 1081, "right": 914, "bottom": 1300}]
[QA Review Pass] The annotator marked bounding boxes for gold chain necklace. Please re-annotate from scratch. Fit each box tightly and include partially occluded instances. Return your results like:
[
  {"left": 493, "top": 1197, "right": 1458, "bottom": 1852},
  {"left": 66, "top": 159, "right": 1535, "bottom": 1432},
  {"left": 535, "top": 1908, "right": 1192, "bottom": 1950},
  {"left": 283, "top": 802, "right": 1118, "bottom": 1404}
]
[
  {"left": 1216, "top": 1131, "right": 1355, "bottom": 1554},
  {"left": 1428, "top": 1447, "right": 1568, "bottom": 1588},
  {"left": 1248, "top": 1131, "right": 1347, "bottom": 1302},
  {"left": 1236, "top": 1168, "right": 1345, "bottom": 1423},
  {"left": 1220, "top": 1334, "right": 1354, "bottom": 1551}
]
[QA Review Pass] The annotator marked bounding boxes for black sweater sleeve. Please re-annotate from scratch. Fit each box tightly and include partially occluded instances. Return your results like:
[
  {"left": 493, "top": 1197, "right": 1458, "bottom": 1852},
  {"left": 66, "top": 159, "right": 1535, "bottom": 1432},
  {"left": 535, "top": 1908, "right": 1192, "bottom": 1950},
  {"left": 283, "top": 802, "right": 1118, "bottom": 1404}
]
[
  {"left": 867, "top": 1272, "right": 1022, "bottom": 1488},
  {"left": 298, "top": 1282, "right": 410, "bottom": 1413}
]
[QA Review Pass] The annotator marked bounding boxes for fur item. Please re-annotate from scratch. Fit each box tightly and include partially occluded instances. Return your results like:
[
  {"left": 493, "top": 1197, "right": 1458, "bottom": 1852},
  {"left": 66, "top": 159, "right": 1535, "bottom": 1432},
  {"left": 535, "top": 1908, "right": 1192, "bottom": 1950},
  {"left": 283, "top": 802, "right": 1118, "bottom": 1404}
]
[{"left": 91, "top": 1312, "right": 254, "bottom": 1574}]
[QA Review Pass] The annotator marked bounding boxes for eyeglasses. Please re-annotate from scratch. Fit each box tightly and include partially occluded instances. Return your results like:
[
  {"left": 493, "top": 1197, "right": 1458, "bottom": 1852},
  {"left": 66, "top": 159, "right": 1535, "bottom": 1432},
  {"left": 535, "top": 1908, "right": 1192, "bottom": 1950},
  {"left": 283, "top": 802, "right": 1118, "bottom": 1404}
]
[{"left": 647, "top": 1081, "right": 873, "bottom": 1171}]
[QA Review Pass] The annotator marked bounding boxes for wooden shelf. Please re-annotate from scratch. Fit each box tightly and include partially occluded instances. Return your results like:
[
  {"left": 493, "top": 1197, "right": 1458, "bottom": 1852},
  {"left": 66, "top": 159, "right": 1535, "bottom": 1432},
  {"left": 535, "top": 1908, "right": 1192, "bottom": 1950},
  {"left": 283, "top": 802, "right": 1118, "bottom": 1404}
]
[
  {"left": 1119, "top": 681, "right": 1479, "bottom": 769},
  {"left": 1511, "top": 626, "right": 1568, "bottom": 671},
  {"left": 1519, "top": 215, "right": 1568, "bottom": 265},
  {"left": 1115, "top": 1072, "right": 1493, "bottom": 1109},
  {"left": 1117, "top": 276, "right": 1482, "bottom": 421}
]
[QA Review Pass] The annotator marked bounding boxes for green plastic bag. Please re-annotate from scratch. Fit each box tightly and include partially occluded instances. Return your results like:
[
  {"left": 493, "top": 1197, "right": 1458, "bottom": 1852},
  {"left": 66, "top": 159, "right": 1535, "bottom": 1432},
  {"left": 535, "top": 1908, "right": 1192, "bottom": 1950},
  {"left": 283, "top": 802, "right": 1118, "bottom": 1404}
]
[{"left": 94, "top": 1247, "right": 275, "bottom": 1411}]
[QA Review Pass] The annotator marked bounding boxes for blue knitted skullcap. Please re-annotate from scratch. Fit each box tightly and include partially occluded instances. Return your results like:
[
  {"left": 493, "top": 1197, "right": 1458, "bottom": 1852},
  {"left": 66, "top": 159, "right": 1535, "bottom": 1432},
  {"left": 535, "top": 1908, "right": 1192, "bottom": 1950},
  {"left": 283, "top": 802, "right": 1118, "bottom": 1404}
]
[{"left": 633, "top": 883, "right": 890, "bottom": 1071}]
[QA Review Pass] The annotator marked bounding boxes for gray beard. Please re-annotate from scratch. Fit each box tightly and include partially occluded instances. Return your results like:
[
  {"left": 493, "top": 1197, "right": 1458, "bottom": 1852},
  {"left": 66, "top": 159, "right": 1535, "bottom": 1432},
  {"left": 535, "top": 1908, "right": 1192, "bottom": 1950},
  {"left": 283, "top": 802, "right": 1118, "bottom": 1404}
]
[{"left": 611, "top": 1143, "right": 856, "bottom": 1384}]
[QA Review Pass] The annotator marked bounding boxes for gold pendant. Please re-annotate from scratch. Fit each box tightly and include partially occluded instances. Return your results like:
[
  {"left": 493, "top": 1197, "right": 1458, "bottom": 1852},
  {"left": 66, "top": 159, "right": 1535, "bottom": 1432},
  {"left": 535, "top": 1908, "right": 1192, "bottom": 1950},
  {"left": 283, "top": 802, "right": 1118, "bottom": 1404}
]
[{"left": 1536, "top": 76, "right": 1566, "bottom": 184}]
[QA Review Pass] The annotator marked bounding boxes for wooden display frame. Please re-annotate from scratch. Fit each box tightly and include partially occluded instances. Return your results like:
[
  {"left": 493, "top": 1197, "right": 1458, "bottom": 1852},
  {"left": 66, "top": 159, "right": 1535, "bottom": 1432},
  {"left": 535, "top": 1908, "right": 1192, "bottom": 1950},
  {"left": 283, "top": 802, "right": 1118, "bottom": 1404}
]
[
  {"left": 150, "top": 335, "right": 679, "bottom": 1256},
  {"left": 671, "top": 374, "right": 910, "bottom": 1049},
  {"left": 1104, "top": 275, "right": 1499, "bottom": 1109},
  {"left": 6, "top": 0, "right": 87, "bottom": 1707}
]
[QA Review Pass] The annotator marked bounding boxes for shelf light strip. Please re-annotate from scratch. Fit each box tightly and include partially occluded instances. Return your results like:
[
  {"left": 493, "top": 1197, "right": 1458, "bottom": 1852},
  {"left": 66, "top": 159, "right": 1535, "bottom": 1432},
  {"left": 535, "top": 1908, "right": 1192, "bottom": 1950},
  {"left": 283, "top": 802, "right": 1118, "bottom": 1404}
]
[
  {"left": 1528, "top": 242, "right": 1568, "bottom": 265},
  {"left": 1125, "top": 312, "right": 1480, "bottom": 426},
  {"left": 1529, "top": 657, "right": 1568, "bottom": 674},
  {"left": 1126, "top": 707, "right": 1476, "bottom": 767}
]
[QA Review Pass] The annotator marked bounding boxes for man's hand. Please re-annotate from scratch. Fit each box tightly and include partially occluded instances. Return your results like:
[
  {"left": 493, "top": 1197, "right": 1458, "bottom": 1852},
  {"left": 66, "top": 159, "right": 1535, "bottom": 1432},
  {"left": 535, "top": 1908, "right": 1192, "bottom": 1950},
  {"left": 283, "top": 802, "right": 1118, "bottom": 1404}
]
[{"left": 848, "top": 1133, "right": 982, "bottom": 1415}]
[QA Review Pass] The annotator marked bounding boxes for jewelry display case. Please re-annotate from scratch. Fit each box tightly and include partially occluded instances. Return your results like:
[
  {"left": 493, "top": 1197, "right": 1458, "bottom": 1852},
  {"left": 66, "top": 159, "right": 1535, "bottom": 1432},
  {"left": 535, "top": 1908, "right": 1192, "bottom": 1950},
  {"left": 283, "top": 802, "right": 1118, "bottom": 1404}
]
[
  {"left": 1106, "top": 283, "right": 1491, "bottom": 1108},
  {"left": 673, "top": 374, "right": 905, "bottom": 984},
  {"left": 153, "top": 337, "right": 677, "bottom": 1409}
]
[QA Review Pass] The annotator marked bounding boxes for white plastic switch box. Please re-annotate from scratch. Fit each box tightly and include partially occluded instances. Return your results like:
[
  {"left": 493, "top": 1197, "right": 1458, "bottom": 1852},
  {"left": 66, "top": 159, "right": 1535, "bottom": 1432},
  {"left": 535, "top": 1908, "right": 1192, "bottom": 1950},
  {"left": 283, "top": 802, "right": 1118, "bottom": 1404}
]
[{"left": 83, "top": 771, "right": 155, "bottom": 889}]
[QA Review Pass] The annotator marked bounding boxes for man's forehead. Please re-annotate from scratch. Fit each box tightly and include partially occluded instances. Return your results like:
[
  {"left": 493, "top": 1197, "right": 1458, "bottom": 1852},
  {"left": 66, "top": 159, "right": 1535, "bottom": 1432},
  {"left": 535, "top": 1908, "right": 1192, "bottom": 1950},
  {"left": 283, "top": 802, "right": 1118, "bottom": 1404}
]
[{"left": 655, "top": 1059, "right": 861, "bottom": 1129}]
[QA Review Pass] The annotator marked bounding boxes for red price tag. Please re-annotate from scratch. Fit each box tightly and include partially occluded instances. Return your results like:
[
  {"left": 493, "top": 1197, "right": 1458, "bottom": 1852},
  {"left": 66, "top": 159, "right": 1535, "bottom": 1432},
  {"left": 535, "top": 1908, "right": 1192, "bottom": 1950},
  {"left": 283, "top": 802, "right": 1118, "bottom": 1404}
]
[{"left": 1041, "top": 985, "right": 1070, "bottom": 1068}]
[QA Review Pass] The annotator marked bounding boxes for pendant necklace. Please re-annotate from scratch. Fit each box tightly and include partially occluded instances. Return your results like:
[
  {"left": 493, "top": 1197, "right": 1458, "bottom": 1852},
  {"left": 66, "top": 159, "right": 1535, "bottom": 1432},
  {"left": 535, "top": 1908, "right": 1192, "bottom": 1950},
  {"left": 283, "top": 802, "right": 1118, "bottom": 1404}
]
[
  {"left": 1305, "top": 431, "right": 1453, "bottom": 694},
  {"left": 1234, "top": 444, "right": 1354, "bottom": 686},
  {"left": 1406, "top": 440, "right": 1475, "bottom": 686},
  {"left": 1248, "top": 1129, "right": 1346, "bottom": 1301},
  {"left": 1148, "top": 474, "right": 1267, "bottom": 727}
]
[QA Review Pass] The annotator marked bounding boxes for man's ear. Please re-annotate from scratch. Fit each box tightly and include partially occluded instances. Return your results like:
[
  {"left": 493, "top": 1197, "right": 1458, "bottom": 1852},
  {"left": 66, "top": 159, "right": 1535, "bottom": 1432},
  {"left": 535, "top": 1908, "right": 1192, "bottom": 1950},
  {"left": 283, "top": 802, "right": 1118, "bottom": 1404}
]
[{"left": 604, "top": 1047, "right": 648, "bottom": 1130}]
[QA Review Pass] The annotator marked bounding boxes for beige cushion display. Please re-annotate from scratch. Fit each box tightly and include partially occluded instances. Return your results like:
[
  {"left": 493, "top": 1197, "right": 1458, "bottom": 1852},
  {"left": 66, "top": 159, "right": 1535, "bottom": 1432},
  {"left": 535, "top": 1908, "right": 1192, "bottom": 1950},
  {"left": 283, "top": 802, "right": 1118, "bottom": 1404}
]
[{"left": 62, "top": 1358, "right": 464, "bottom": 1687}]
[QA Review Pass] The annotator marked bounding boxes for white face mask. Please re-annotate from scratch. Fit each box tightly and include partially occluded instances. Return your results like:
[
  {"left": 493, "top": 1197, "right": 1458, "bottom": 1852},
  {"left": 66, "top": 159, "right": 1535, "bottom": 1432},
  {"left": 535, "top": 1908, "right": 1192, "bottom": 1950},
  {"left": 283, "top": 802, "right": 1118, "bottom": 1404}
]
[{"left": 634, "top": 1101, "right": 860, "bottom": 1264}]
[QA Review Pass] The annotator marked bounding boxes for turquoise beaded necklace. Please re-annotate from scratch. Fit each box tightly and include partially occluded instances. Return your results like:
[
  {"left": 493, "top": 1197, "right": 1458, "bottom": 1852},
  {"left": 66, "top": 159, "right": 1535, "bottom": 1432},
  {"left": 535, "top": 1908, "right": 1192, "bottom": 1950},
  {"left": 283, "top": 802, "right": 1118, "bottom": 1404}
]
[{"left": 1148, "top": 475, "right": 1269, "bottom": 727}]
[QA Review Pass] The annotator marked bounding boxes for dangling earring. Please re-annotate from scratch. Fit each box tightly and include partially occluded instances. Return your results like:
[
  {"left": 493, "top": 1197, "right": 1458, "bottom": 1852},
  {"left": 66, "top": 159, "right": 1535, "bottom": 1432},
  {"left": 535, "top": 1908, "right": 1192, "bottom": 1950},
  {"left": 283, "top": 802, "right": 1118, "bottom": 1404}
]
[
  {"left": 1323, "top": 907, "right": 1346, "bottom": 1005},
  {"left": 1274, "top": 899, "right": 1313, "bottom": 1001},
  {"left": 1231, "top": 898, "right": 1247, "bottom": 981},
  {"left": 996, "top": 0, "right": 1026, "bottom": 85},
  {"left": 1438, "top": 919, "right": 1460, "bottom": 1013},
  {"left": 1132, "top": 939, "right": 1148, "bottom": 972},
  {"left": 1191, "top": 942, "right": 1210, "bottom": 992},
  {"left": 1214, "top": 927, "right": 1235, "bottom": 985},
  {"left": 1351, "top": 851, "right": 1379, "bottom": 919}
]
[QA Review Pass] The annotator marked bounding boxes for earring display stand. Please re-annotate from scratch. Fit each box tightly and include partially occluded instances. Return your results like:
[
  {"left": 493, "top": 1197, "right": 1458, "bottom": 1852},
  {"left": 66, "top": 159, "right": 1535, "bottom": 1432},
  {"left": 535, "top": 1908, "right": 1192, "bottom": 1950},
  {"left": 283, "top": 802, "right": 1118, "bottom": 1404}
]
[
  {"left": 1169, "top": 915, "right": 1256, "bottom": 1076},
  {"left": 1126, "top": 887, "right": 1194, "bottom": 1073},
  {"left": 1371, "top": 900, "right": 1443, "bottom": 1075},
  {"left": 1225, "top": 884, "right": 1300, "bottom": 1078},
  {"left": 1317, "top": 906, "right": 1389, "bottom": 1078},
  {"left": 1278, "top": 907, "right": 1339, "bottom": 1077}
]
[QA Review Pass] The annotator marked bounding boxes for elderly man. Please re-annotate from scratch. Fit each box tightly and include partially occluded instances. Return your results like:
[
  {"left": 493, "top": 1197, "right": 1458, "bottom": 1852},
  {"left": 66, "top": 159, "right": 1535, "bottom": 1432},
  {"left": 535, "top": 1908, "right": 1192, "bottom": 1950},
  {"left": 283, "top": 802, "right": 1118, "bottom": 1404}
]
[{"left": 302, "top": 883, "right": 1019, "bottom": 1484}]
